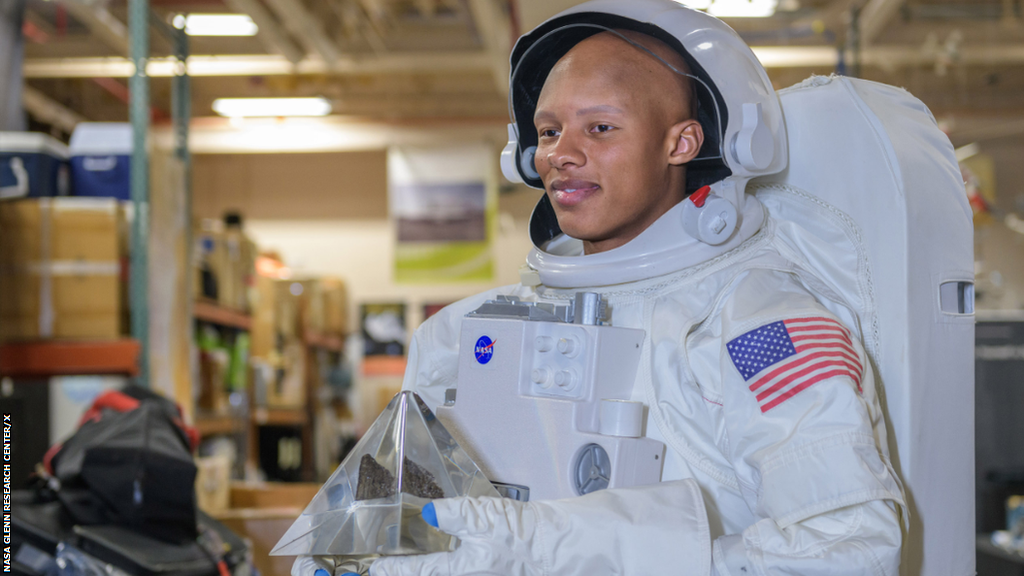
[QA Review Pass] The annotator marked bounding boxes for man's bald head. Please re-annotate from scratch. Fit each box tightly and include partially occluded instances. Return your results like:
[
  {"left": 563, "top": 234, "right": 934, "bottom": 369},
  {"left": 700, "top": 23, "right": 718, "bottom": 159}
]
[{"left": 545, "top": 30, "right": 697, "bottom": 126}]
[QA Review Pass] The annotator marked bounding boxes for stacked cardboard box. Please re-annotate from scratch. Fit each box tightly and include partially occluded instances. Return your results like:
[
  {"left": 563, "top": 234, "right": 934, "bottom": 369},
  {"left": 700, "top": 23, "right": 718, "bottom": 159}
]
[
  {"left": 294, "top": 279, "right": 324, "bottom": 336},
  {"left": 193, "top": 222, "right": 256, "bottom": 313},
  {"left": 0, "top": 198, "right": 125, "bottom": 341},
  {"left": 275, "top": 280, "right": 301, "bottom": 342},
  {"left": 222, "top": 229, "right": 257, "bottom": 312},
  {"left": 248, "top": 278, "right": 305, "bottom": 408},
  {"left": 250, "top": 274, "right": 277, "bottom": 360},
  {"left": 321, "top": 277, "right": 348, "bottom": 337},
  {"left": 249, "top": 271, "right": 348, "bottom": 410}
]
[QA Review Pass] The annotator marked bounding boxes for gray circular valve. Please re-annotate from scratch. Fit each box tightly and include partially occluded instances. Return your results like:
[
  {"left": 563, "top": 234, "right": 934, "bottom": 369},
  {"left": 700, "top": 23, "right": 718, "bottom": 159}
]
[{"left": 573, "top": 443, "right": 612, "bottom": 496}]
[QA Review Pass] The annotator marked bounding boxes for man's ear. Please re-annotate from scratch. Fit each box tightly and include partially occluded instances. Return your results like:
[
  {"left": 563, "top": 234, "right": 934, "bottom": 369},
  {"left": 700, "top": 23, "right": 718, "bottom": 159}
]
[{"left": 668, "top": 119, "right": 704, "bottom": 166}]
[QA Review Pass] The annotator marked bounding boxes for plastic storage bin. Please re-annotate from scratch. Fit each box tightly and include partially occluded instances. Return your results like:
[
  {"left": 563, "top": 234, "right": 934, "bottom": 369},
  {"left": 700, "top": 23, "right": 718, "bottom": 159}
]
[
  {"left": 69, "top": 123, "right": 132, "bottom": 200},
  {"left": 0, "top": 132, "right": 70, "bottom": 199}
]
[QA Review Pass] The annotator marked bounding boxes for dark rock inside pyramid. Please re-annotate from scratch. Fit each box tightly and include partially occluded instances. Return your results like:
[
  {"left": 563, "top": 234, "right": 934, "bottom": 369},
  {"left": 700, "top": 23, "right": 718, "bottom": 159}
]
[
  {"left": 355, "top": 454, "right": 444, "bottom": 500},
  {"left": 356, "top": 454, "right": 395, "bottom": 500},
  {"left": 401, "top": 457, "right": 444, "bottom": 499}
]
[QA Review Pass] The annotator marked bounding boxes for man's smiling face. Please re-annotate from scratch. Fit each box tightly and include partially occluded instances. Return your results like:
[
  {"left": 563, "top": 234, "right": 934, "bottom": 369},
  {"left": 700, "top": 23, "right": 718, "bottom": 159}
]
[{"left": 533, "top": 31, "right": 703, "bottom": 254}]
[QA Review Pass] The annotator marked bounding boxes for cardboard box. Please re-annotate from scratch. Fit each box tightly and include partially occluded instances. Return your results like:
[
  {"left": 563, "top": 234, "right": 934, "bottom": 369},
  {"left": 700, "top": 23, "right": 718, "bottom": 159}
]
[
  {"left": 266, "top": 340, "right": 305, "bottom": 408},
  {"left": 250, "top": 274, "right": 277, "bottom": 359},
  {"left": 290, "top": 279, "right": 324, "bottom": 335},
  {"left": 0, "top": 197, "right": 123, "bottom": 341},
  {"left": 219, "top": 230, "right": 256, "bottom": 312},
  {"left": 321, "top": 277, "right": 348, "bottom": 337},
  {"left": 195, "top": 455, "right": 232, "bottom": 514},
  {"left": 219, "top": 231, "right": 242, "bottom": 311},
  {"left": 275, "top": 280, "right": 300, "bottom": 341},
  {"left": 193, "top": 226, "right": 256, "bottom": 313},
  {"left": 239, "top": 237, "right": 257, "bottom": 312}
]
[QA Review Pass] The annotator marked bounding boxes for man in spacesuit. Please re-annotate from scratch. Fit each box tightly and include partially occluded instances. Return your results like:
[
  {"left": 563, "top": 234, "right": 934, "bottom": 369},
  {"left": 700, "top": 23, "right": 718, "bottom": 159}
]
[{"left": 336, "top": 2, "right": 907, "bottom": 574}]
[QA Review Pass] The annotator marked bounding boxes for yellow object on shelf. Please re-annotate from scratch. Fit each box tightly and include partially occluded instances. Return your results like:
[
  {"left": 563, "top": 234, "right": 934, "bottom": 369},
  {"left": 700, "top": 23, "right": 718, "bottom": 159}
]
[{"left": 251, "top": 274, "right": 277, "bottom": 359}]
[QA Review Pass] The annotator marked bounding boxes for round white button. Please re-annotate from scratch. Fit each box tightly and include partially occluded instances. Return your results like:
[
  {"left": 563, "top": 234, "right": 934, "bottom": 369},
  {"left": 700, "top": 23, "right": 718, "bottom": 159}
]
[
  {"left": 535, "top": 336, "right": 554, "bottom": 352},
  {"left": 532, "top": 367, "right": 552, "bottom": 388},
  {"left": 557, "top": 337, "right": 579, "bottom": 357},
  {"left": 554, "top": 369, "right": 576, "bottom": 390}
]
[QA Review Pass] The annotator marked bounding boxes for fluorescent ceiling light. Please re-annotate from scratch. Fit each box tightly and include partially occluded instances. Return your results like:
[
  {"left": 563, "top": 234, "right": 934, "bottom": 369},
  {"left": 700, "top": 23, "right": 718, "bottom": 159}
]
[
  {"left": 175, "top": 14, "right": 258, "bottom": 36},
  {"left": 708, "top": 0, "right": 778, "bottom": 17},
  {"left": 212, "top": 97, "right": 333, "bottom": 118}
]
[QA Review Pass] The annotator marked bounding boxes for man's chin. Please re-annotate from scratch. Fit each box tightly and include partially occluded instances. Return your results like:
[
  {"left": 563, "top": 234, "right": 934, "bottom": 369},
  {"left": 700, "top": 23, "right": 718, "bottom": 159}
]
[{"left": 558, "top": 225, "right": 613, "bottom": 248}]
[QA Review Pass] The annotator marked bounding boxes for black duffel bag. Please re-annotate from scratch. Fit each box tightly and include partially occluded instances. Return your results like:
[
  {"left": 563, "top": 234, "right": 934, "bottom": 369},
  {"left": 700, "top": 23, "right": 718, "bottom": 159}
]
[
  {"left": 11, "top": 386, "right": 248, "bottom": 576},
  {"left": 42, "top": 385, "right": 200, "bottom": 545}
]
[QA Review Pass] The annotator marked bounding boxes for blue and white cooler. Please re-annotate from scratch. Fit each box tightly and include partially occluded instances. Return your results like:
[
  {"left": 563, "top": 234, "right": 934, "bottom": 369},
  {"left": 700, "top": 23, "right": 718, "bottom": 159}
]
[
  {"left": 69, "top": 123, "right": 132, "bottom": 200},
  {"left": 0, "top": 132, "right": 71, "bottom": 199}
]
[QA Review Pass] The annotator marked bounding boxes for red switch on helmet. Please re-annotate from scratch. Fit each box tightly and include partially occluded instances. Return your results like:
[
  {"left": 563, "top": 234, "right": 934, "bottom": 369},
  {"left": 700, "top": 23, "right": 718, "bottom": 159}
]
[{"left": 689, "top": 186, "right": 712, "bottom": 208}]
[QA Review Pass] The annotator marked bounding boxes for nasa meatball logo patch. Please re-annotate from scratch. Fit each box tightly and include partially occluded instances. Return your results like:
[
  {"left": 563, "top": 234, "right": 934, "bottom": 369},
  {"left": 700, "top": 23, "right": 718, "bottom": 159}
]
[{"left": 474, "top": 336, "right": 495, "bottom": 365}]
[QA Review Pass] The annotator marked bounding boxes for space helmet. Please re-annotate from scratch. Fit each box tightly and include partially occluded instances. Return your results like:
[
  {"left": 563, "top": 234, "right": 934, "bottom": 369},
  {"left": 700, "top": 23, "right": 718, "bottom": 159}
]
[{"left": 500, "top": 0, "right": 788, "bottom": 246}]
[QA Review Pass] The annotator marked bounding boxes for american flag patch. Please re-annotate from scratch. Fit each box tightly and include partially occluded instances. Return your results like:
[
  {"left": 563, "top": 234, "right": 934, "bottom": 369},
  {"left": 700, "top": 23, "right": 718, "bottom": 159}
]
[{"left": 726, "top": 317, "right": 863, "bottom": 413}]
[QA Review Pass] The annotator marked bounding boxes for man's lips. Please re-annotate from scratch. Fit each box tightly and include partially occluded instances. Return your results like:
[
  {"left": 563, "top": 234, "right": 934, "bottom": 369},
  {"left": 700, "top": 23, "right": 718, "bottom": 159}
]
[{"left": 550, "top": 179, "right": 599, "bottom": 207}]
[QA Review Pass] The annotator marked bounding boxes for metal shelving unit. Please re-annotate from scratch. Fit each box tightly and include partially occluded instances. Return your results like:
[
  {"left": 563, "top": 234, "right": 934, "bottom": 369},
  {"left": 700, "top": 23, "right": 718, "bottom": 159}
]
[
  {"left": 0, "top": 340, "right": 141, "bottom": 378},
  {"left": 128, "top": 0, "right": 191, "bottom": 389},
  {"left": 195, "top": 300, "right": 254, "bottom": 331}
]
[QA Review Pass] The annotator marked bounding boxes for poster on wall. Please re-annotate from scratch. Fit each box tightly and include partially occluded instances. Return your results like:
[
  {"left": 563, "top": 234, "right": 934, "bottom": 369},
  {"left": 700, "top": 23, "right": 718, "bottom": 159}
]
[
  {"left": 388, "top": 145, "right": 495, "bottom": 283},
  {"left": 361, "top": 303, "right": 407, "bottom": 356}
]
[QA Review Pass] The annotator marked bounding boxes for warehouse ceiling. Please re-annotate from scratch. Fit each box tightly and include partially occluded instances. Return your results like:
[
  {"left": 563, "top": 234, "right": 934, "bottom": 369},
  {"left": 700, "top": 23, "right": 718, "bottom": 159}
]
[{"left": 19, "top": 0, "right": 1024, "bottom": 146}]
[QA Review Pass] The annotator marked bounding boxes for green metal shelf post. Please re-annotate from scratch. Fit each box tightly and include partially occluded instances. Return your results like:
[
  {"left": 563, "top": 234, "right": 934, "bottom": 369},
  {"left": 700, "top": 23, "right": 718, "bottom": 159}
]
[{"left": 129, "top": 0, "right": 150, "bottom": 386}]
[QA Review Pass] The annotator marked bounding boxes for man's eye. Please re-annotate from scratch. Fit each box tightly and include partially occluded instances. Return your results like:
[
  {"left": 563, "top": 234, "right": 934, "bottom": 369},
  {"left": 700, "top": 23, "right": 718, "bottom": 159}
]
[
  {"left": 592, "top": 124, "right": 614, "bottom": 133},
  {"left": 539, "top": 129, "right": 559, "bottom": 138}
]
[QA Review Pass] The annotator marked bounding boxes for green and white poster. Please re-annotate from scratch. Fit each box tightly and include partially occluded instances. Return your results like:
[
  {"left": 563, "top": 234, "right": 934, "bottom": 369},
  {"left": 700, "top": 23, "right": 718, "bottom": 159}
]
[{"left": 388, "top": 145, "right": 495, "bottom": 283}]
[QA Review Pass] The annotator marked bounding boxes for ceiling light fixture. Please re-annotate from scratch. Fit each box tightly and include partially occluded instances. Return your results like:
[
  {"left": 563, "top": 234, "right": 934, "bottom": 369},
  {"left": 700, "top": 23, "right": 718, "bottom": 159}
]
[
  {"left": 676, "top": 0, "right": 778, "bottom": 17},
  {"left": 707, "top": 0, "right": 778, "bottom": 17},
  {"left": 212, "top": 97, "right": 333, "bottom": 118},
  {"left": 177, "top": 14, "right": 258, "bottom": 37}
]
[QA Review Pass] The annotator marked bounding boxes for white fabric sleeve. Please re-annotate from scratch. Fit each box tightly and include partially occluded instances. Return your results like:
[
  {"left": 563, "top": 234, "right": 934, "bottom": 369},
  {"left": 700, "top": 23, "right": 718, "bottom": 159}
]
[
  {"left": 693, "top": 271, "right": 904, "bottom": 575},
  {"left": 703, "top": 272, "right": 904, "bottom": 527},
  {"left": 712, "top": 499, "right": 902, "bottom": 576}
]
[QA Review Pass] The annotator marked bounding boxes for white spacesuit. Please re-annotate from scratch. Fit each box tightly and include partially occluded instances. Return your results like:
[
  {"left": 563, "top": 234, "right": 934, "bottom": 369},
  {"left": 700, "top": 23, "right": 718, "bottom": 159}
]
[
  {"left": 369, "top": 211, "right": 904, "bottom": 576},
  {"left": 362, "top": 2, "right": 907, "bottom": 575}
]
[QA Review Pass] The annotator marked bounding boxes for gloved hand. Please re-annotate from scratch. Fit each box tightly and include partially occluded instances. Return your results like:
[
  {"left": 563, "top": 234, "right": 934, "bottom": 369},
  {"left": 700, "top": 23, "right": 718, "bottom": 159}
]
[
  {"left": 292, "top": 556, "right": 364, "bottom": 576},
  {"left": 292, "top": 556, "right": 336, "bottom": 576},
  {"left": 370, "top": 479, "right": 712, "bottom": 576}
]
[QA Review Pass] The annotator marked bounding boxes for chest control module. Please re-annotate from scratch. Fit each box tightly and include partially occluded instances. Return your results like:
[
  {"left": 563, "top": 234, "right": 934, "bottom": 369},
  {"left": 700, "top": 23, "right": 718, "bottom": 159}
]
[{"left": 436, "top": 293, "right": 665, "bottom": 501}]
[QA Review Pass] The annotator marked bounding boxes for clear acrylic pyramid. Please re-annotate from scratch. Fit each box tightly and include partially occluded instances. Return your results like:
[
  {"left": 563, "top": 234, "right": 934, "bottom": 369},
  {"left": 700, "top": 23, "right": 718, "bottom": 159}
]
[{"left": 271, "top": 391, "right": 499, "bottom": 563}]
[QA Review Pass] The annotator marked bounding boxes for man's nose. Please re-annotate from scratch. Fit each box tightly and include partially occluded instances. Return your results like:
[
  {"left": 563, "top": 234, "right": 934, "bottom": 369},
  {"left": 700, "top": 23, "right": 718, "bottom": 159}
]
[{"left": 546, "top": 132, "right": 585, "bottom": 170}]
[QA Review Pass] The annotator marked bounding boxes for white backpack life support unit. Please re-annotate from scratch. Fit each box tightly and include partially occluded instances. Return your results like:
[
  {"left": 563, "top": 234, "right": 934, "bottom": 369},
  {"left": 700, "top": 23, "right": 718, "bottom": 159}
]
[{"left": 753, "top": 75, "right": 975, "bottom": 576}]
